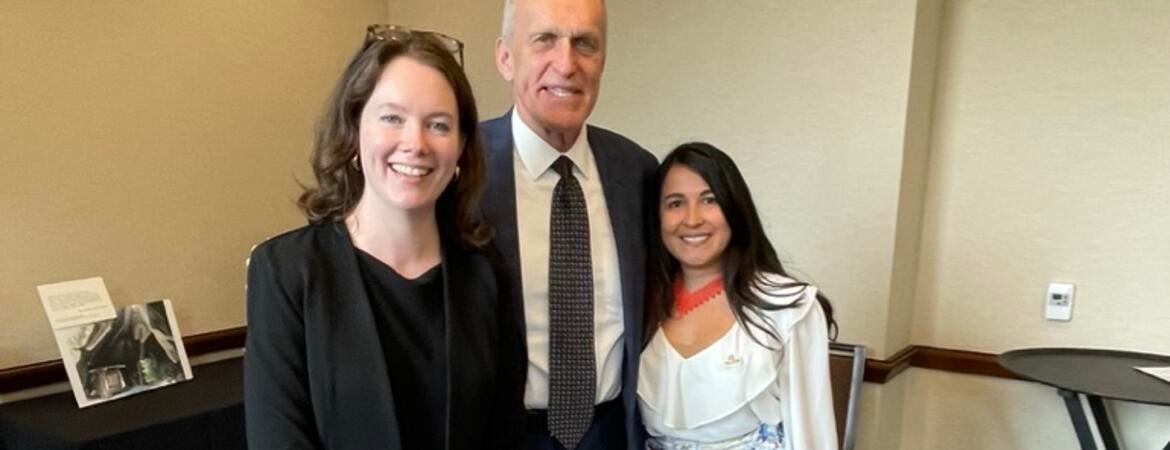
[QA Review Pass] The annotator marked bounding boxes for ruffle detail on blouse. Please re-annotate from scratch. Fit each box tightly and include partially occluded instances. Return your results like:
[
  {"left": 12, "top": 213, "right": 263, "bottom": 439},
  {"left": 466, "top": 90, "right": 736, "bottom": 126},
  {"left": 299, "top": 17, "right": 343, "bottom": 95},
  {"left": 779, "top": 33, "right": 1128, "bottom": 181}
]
[{"left": 637, "top": 323, "right": 780, "bottom": 430}]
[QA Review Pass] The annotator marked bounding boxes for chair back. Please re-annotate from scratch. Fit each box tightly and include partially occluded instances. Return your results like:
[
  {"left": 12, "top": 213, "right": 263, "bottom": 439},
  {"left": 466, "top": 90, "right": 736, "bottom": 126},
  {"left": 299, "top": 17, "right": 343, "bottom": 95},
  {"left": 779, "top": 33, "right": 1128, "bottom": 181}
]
[{"left": 829, "top": 342, "right": 866, "bottom": 450}]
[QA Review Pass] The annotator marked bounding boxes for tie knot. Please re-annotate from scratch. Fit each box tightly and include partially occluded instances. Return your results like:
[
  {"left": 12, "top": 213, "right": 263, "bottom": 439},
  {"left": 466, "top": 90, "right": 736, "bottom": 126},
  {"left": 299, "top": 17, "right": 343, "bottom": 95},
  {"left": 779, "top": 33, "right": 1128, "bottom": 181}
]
[{"left": 553, "top": 156, "right": 575, "bottom": 178}]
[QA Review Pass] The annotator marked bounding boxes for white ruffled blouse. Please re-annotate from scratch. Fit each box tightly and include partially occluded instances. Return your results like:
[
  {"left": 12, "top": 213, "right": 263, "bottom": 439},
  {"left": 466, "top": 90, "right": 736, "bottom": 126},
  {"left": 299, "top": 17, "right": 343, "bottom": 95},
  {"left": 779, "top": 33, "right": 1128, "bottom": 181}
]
[{"left": 637, "top": 275, "right": 837, "bottom": 450}]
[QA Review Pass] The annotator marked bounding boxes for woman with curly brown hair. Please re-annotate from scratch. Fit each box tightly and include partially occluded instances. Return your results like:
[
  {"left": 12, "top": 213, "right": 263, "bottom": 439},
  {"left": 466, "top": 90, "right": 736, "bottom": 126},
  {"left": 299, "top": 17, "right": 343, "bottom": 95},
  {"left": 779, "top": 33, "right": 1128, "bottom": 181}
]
[{"left": 244, "top": 25, "right": 525, "bottom": 450}]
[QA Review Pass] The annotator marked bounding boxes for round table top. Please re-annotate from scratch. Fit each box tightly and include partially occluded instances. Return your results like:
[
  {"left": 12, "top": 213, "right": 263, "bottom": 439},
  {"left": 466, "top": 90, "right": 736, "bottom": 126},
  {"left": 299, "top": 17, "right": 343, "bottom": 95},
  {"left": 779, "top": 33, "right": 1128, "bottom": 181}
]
[{"left": 1000, "top": 347, "right": 1170, "bottom": 406}]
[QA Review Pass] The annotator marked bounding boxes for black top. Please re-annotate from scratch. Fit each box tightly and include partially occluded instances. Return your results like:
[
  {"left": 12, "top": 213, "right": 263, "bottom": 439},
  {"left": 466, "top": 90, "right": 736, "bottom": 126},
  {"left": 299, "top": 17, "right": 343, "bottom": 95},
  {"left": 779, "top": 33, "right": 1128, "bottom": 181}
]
[
  {"left": 1000, "top": 347, "right": 1170, "bottom": 406},
  {"left": 356, "top": 250, "right": 447, "bottom": 450},
  {"left": 244, "top": 222, "right": 526, "bottom": 449}
]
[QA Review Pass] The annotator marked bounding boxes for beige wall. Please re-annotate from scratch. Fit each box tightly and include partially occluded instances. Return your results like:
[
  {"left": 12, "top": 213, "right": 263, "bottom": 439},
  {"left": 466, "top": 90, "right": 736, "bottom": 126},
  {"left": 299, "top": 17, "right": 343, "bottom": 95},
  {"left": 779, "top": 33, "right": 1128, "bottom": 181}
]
[
  {"left": 6, "top": 0, "right": 1169, "bottom": 447},
  {"left": 387, "top": 0, "right": 513, "bottom": 117},
  {"left": 903, "top": 0, "right": 1170, "bottom": 447},
  {"left": 601, "top": 0, "right": 922, "bottom": 360},
  {"left": 0, "top": 0, "right": 387, "bottom": 368},
  {"left": 900, "top": 369, "right": 1080, "bottom": 450},
  {"left": 913, "top": 0, "right": 1170, "bottom": 355},
  {"left": 901, "top": 368, "right": 1170, "bottom": 450},
  {"left": 884, "top": 0, "right": 943, "bottom": 356},
  {"left": 6, "top": 0, "right": 926, "bottom": 439},
  {"left": 393, "top": 1, "right": 923, "bottom": 447},
  {"left": 393, "top": 0, "right": 925, "bottom": 359},
  {"left": 856, "top": 372, "right": 911, "bottom": 450},
  {"left": 396, "top": 6, "right": 922, "bottom": 446}
]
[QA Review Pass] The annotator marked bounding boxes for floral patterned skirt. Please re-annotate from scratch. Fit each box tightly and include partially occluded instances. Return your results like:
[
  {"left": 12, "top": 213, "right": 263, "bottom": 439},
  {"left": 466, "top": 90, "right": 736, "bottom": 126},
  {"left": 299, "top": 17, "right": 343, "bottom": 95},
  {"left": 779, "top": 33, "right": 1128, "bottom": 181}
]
[{"left": 647, "top": 423, "right": 785, "bottom": 450}]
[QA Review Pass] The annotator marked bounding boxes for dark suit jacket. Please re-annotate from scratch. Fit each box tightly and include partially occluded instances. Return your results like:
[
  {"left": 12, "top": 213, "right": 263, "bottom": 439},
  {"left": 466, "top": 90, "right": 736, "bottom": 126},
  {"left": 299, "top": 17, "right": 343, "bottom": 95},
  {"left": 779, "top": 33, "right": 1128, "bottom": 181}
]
[
  {"left": 479, "top": 112, "right": 658, "bottom": 450},
  {"left": 244, "top": 221, "right": 525, "bottom": 450}
]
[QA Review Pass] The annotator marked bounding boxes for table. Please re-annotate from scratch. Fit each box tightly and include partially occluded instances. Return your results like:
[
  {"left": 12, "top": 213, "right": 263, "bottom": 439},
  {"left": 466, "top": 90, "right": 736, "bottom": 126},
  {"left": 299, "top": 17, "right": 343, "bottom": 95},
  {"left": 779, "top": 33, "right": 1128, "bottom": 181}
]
[
  {"left": 1000, "top": 348, "right": 1170, "bottom": 450},
  {"left": 0, "top": 357, "right": 244, "bottom": 450}
]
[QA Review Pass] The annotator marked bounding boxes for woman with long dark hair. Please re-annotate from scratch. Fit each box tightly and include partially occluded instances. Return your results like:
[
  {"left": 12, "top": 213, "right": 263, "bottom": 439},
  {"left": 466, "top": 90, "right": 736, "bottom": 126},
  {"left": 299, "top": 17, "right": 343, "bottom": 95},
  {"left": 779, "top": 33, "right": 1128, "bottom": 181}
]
[
  {"left": 243, "top": 25, "right": 524, "bottom": 449},
  {"left": 638, "top": 142, "right": 838, "bottom": 449}
]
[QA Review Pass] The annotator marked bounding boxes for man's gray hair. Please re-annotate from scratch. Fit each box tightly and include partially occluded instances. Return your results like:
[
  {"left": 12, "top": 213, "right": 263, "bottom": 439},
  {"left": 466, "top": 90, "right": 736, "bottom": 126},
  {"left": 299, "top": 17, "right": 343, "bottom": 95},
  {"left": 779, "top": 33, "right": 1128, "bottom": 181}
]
[
  {"left": 500, "top": 0, "right": 516, "bottom": 40},
  {"left": 500, "top": 0, "right": 606, "bottom": 40}
]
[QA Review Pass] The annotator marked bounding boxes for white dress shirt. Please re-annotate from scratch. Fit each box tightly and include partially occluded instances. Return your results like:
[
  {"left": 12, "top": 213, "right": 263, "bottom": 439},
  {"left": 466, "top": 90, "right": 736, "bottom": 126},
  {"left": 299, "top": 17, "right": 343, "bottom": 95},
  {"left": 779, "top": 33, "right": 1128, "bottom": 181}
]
[
  {"left": 511, "top": 112, "right": 624, "bottom": 409},
  {"left": 637, "top": 274, "right": 837, "bottom": 450}
]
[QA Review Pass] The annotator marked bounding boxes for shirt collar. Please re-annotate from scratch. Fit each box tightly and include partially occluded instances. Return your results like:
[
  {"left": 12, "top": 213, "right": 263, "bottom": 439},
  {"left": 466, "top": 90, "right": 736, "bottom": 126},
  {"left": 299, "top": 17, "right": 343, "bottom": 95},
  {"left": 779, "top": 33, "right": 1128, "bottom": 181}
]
[{"left": 512, "top": 109, "right": 592, "bottom": 181}]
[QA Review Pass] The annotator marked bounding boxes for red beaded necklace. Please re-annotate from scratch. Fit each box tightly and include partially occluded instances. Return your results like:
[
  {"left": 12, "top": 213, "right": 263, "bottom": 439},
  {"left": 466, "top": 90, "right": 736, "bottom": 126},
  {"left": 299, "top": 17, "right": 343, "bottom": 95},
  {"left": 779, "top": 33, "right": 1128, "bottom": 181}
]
[{"left": 672, "top": 276, "right": 724, "bottom": 317}]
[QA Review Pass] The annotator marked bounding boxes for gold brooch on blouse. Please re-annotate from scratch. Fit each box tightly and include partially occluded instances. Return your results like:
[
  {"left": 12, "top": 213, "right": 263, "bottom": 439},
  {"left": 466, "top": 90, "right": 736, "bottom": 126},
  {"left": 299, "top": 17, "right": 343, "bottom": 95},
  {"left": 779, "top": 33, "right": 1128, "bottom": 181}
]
[{"left": 723, "top": 354, "right": 742, "bottom": 366}]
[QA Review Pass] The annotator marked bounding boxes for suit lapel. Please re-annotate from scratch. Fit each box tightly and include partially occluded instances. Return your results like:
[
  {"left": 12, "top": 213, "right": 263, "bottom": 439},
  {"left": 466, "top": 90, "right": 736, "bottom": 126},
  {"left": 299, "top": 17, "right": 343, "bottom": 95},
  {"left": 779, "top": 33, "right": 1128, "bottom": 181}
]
[
  {"left": 480, "top": 113, "right": 525, "bottom": 318},
  {"left": 442, "top": 243, "right": 467, "bottom": 450},
  {"left": 442, "top": 243, "right": 501, "bottom": 450},
  {"left": 588, "top": 128, "right": 644, "bottom": 363},
  {"left": 323, "top": 223, "right": 497, "bottom": 450},
  {"left": 590, "top": 130, "right": 653, "bottom": 447},
  {"left": 319, "top": 222, "right": 402, "bottom": 449},
  {"left": 486, "top": 114, "right": 649, "bottom": 447}
]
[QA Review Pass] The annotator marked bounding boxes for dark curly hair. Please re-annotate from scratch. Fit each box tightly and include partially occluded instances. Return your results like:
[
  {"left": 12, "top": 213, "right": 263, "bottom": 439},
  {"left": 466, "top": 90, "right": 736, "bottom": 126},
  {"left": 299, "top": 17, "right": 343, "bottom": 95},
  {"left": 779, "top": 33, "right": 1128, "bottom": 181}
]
[{"left": 297, "top": 31, "right": 489, "bottom": 248}]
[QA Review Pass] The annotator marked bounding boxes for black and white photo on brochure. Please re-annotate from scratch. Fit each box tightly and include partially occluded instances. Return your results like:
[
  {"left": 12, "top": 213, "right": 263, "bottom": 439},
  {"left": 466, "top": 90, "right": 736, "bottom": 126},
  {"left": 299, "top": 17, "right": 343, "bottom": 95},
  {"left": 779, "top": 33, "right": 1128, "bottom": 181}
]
[{"left": 54, "top": 299, "right": 193, "bottom": 407}]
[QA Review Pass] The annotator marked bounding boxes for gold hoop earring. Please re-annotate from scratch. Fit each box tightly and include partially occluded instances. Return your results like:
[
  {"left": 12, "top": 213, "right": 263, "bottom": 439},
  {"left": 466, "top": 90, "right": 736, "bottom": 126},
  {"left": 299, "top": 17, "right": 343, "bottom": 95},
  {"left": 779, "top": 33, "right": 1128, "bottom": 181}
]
[{"left": 350, "top": 156, "right": 360, "bottom": 170}]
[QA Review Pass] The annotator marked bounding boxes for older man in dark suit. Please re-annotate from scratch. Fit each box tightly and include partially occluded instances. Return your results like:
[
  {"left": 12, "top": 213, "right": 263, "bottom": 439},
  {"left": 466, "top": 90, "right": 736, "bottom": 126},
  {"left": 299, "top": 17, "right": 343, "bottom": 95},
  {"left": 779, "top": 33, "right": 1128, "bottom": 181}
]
[{"left": 479, "top": 1, "right": 657, "bottom": 449}]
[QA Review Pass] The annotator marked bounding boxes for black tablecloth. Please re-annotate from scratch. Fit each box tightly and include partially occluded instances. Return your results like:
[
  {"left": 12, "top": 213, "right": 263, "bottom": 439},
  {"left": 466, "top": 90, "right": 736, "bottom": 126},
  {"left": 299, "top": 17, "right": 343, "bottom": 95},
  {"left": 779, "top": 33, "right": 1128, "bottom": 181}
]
[{"left": 0, "top": 357, "right": 244, "bottom": 450}]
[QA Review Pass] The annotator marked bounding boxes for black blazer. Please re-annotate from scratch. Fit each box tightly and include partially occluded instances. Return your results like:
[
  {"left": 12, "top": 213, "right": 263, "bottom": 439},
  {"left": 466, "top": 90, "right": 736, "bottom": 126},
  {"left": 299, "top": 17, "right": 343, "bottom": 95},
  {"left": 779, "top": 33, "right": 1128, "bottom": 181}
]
[
  {"left": 479, "top": 112, "right": 658, "bottom": 450},
  {"left": 243, "top": 221, "right": 525, "bottom": 450}
]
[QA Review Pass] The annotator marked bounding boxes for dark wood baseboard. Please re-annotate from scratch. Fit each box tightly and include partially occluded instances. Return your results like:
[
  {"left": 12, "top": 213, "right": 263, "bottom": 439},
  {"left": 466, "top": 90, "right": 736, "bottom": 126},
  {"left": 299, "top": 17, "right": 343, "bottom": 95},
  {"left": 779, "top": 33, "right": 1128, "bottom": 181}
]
[
  {"left": 0, "top": 327, "right": 246, "bottom": 394},
  {"left": 911, "top": 345, "right": 1020, "bottom": 380},
  {"left": 2, "top": 327, "right": 1018, "bottom": 393},
  {"left": 833, "top": 344, "right": 1023, "bottom": 384},
  {"left": 860, "top": 344, "right": 917, "bottom": 383}
]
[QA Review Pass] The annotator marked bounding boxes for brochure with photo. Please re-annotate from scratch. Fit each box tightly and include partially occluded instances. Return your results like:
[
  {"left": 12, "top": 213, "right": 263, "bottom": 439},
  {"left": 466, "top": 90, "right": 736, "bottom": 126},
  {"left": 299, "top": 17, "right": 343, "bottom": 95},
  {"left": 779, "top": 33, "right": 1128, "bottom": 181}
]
[{"left": 39, "top": 278, "right": 194, "bottom": 408}]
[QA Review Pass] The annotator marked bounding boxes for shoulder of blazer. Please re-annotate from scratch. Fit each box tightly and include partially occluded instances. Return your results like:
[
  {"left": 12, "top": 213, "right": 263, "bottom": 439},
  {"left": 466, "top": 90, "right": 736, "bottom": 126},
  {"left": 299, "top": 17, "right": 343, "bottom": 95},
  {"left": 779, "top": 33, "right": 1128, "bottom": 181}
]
[
  {"left": 252, "top": 221, "right": 343, "bottom": 258},
  {"left": 479, "top": 114, "right": 513, "bottom": 155},
  {"left": 586, "top": 124, "right": 658, "bottom": 169},
  {"left": 249, "top": 221, "right": 347, "bottom": 287}
]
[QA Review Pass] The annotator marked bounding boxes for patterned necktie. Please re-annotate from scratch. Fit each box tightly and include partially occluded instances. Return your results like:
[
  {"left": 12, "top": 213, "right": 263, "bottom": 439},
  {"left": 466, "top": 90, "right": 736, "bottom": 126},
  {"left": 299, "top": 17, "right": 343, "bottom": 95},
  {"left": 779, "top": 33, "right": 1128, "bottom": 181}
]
[{"left": 547, "top": 156, "right": 595, "bottom": 449}]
